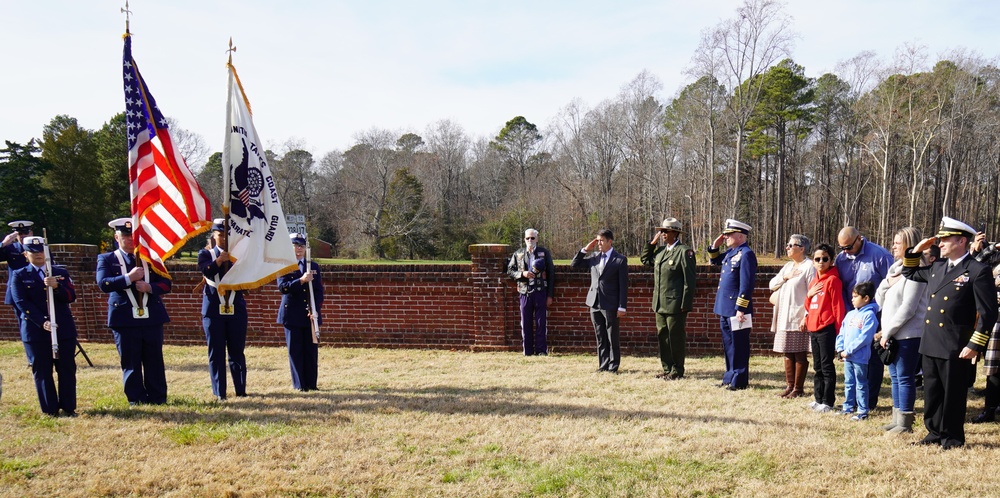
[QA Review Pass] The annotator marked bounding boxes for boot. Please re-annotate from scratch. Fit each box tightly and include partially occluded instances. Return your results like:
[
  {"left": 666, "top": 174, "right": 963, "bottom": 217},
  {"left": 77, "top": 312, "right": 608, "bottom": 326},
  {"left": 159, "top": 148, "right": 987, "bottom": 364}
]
[
  {"left": 788, "top": 353, "right": 808, "bottom": 398},
  {"left": 881, "top": 408, "right": 899, "bottom": 431},
  {"left": 888, "top": 411, "right": 915, "bottom": 434},
  {"left": 779, "top": 356, "right": 795, "bottom": 397}
]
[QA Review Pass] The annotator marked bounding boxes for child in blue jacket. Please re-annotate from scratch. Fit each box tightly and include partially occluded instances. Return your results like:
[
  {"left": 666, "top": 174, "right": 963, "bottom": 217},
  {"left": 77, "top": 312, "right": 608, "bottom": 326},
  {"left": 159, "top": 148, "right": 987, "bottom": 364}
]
[{"left": 836, "top": 281, "right": 879, "bottom": 420}]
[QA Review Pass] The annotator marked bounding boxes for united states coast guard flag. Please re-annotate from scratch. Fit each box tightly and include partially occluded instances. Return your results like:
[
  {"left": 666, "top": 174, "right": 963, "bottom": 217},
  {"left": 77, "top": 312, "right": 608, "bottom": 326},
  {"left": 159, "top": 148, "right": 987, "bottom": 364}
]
[
  {"left": 219, "top": 61, "right": 297, "bottom": 291},
  {"left": 123, "top": 31, "right": 212, "bottom": 276}
]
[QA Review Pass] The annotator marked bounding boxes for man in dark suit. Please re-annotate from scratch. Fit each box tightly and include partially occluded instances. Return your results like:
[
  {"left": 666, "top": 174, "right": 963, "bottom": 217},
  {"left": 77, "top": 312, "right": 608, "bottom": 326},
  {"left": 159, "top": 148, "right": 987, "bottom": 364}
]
[
  {"left": 507, "top": 228, "right": 556, "bottom": 356},
  {"left": 11, "top": 236, "right": 77, "bottom": 416},
  {"left": 641, "top": 217, "right": 697, "bottom": 380},
  {"left": 277, "top": 233, "right": 324, "bottom": 391},
  {"left": 2, "top": 220, "right": 34, "bottom": 322},
  {"left": 709, "top": 219, "right": 758, "bottom": 391},
  {"left": 198, "top": 218, "right": 248, "bottom": 401},
  {"left": 903, "top": 216, "right": 998, "bottom": 449},
  {"left": 571, "top": 228, "right": 628, "bottom": 373},
  {"left": 96, "top": 218, "right": 172, "bottom": 405}
]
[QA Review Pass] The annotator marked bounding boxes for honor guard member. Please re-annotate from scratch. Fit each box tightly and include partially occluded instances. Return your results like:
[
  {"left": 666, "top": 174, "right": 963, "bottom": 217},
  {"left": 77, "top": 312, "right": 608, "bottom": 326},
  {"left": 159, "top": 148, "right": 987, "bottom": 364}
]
[
  {"left": 903, "top": 216, "right": 998, "bottom": 449},
  {"left": 277, "top": 233, "right": 324, "bottom": 391},
  {"left": 709, "top": 219, "right": 758, "bottom": 390},
  {"left": 641, "top": 218, "right": 697, "bottom": 380},
  {"left": 507, "top": 228, "right": 556, "bottom": 356},
  {"left": 96, "top": 218, "right": 172, "bottom": 405},
  {"left": 2, "top": 221, "right": 35, "bottom": 321},
  {"left": 11, "top": 236, "right": 78, "bottom": 416},
  {"left": 199, "top": 219, "right": 248, "bottom": 401}
]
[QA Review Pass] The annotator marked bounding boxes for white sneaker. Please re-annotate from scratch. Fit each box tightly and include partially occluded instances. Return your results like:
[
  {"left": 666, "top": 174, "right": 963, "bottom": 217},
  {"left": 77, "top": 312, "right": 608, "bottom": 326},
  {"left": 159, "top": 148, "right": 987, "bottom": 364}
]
[
  {"left": 806, "top": 400, "right": 819, "bottom": 409},
  {"left": 813, "top": 403, "right": 832, "bottom": 413}
]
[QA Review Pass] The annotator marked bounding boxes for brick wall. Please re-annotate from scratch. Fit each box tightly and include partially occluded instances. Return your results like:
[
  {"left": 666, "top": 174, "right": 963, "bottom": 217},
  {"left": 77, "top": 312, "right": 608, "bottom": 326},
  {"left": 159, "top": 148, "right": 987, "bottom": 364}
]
[{"left": 0, "top": 244, "right": 784, "bottom": 356}]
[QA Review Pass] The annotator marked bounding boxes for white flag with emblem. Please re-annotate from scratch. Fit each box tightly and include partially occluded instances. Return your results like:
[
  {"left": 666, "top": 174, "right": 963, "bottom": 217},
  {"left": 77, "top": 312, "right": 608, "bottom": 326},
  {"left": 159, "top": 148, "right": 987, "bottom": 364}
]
[{"left": 218, "top": 62, "right": 297, "bottom": 291}]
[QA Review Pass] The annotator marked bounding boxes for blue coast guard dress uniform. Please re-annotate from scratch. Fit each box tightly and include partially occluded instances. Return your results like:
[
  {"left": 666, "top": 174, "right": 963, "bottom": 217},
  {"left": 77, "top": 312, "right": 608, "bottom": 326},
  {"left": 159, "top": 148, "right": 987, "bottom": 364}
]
[
  {"left": 198, "top": 218, "right": 247, "bottom": 400},
  {"left": 902, "top": 216, "right": 998, "bottom": 448},
  {"left": 709, "top": 219, "right": 758, "bottom": 390},
  {"left": 96, "top": 218, "right": 172, "bottom": 405},
  {"left": 11, "top": 236, "right": 77, "bottom": 416},
  {"left": 277, "top": 233, "right": 324, "bottom": 391},
  {"left": 2, "top": 221, "right": 34, "bottom": 319}
]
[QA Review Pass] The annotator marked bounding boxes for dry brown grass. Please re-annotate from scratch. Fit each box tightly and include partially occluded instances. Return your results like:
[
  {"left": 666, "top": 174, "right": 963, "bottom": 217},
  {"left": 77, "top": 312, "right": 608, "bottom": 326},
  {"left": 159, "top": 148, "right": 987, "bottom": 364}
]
[{"left": 2, "top": 339, "right": 1000, "bottom": 497}]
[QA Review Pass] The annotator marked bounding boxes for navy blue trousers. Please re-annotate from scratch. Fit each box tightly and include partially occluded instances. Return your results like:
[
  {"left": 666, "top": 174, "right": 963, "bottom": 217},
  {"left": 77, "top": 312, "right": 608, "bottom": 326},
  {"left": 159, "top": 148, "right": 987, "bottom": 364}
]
[
  {"left": 23, "top": 337, "right": 76, "bottom": 415},
  {"left": 285, "top": 326, "right": 318, "bottom": 391},
  {"left": 203, "top": 315, "right": 248, "bottom": 399},
  {"left": 112, "top": 325, "right": 167, "bottom": 404},
  {"left": 719, "top": 316, "right": 750, "bottom": 388}
]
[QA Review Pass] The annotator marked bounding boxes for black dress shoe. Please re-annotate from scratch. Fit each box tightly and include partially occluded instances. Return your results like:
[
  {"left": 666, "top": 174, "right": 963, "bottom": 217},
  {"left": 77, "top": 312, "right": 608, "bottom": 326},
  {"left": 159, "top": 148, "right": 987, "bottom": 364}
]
[
  {"left": 718, "top": 382, "right": 730, "bottom": 388},
  {"left": 941, "top": 438, "right": 964, "bottom": 450},
  {"left": 726, "top": 384, "right": 746, "bottom": 391},
  {"left": 655, "top": 372, "right": 669, "bottom": 379},
  {"left": 913, "top": 434, "right": 941, "bottom": 446},
  {"left": 668, "top": 372, "right": 684, "bottom": 380},
  {"left": 971, "top": 409, "right": 996, "bottom": 424}
]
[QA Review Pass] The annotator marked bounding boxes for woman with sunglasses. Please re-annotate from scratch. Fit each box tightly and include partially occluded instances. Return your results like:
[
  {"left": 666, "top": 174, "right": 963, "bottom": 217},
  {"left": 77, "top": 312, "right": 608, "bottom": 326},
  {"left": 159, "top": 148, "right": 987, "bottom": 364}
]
[
  {"left": 801, "top": 243, "right": 847, "bottom": 413},
  {"left": 769, "top": 234, "right": 816, "bottom": 398},
  {"left": 874, "top": 226, "right": 928, "bottom": 433}
]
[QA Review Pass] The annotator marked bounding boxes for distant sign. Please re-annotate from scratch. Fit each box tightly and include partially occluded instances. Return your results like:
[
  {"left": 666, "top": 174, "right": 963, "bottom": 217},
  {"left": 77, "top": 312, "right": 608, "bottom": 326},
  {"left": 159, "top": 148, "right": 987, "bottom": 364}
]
[{"left": 286, "top": 214, "right": 307, "bottom": 235}]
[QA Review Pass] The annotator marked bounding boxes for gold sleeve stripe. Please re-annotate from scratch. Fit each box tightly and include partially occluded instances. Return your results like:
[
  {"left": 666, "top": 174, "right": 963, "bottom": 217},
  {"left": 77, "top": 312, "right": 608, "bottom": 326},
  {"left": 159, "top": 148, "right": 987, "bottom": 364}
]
[
  {"left": 902, "top": 256, "right": 920, "bottom": 267},
  {"left": 970, "top": 332, "right": 990, "bottom": 347},
  {"left": 736, "top": 297, "right": 750, "bottom": 308}
]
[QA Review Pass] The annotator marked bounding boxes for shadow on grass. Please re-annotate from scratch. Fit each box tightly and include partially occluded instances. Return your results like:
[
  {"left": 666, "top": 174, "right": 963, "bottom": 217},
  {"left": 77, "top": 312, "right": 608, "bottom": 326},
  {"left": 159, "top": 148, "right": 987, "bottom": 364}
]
[{"left": 82, "top": 383, "right": 814, "bottom": 430}]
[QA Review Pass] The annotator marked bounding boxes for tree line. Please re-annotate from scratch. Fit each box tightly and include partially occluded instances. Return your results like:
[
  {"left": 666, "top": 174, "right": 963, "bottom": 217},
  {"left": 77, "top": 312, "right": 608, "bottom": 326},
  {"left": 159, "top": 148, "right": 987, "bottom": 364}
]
[{"left": 3, "top": 0, "right": 999, "bottom": 261}]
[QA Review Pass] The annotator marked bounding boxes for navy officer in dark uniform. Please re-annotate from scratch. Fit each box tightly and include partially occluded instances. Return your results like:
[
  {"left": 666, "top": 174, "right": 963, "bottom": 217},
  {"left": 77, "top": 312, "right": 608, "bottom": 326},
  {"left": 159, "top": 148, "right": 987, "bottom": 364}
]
[
  {"left": 277, "top": 233, "right": 323, "bottom": 391},
  {"left": 96, "top": 218, "right": 172, "bottom": 405},
  {"left": 903, "top": 216, "right": 998, "bottom": 449},
  {"left": 11, "top": 236, "right": 78, "bottom": 416},
  {"left": 708, "top": 219, "right": 758, "bottom": 390},
  {"left": 198, "top": 218, "right": 248, "bottom": 401},
  {"left": 2, "top": 220, "right": 34, "bottom": 322}
]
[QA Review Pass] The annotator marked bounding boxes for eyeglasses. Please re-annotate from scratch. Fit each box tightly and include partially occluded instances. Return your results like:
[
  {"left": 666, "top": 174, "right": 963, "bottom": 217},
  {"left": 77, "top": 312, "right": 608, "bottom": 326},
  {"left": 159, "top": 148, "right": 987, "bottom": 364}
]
[
  {"left": 785, "top": 243, "right": 802, "bottom": 249},
  {"left": 838, "top": 236, "right": 859, "bottom": 251},
  {"left": 525, "top": 237, "right": 536, "bottom": 240},
  {"left": 813, "top": 256, "right": 830, "bottom": 263}
]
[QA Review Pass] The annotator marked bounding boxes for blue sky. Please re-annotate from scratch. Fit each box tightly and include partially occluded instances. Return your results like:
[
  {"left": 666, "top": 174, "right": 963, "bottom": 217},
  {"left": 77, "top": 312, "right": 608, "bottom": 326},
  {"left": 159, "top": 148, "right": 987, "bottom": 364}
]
[{"left": 2, "top": 1, "right": 999, "bottom": 163}]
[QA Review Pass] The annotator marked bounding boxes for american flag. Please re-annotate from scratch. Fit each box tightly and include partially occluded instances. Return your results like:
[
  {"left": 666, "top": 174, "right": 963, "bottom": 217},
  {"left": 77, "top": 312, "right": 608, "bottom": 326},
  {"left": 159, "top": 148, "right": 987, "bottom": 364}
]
[{"left": 123, "top": 33, "right": 211, "bottom": 276}]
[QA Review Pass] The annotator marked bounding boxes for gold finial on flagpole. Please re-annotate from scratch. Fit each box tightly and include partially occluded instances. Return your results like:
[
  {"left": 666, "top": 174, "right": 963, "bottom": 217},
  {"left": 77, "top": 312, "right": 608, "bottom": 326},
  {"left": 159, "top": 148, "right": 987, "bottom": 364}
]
[
  {"left": 121, "top": 0, "right": 132, "bottom": 34},
  {"left": 227, "top": 37, "right": 237, "bottom": 65}
]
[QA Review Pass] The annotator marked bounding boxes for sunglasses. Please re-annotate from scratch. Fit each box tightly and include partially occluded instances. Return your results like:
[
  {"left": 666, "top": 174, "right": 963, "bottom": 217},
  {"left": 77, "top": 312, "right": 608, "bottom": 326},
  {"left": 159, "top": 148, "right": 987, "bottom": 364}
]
[
  {"left": 785, "top": 243, "right": 802, "bottom": 249},
  {"left": 838, "top": 236, "right": 860, "bottom": 251},
  {"left": 813, "top": 256, "right": 830, "bottom": 263},
  {"left": 525, "top": 237, "right": 536, "bottom": 240}
]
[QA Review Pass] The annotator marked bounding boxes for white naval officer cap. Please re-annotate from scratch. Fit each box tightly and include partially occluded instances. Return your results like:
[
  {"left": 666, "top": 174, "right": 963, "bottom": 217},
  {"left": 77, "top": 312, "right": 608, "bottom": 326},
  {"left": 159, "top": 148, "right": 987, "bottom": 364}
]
[
  {"left": 7, "top": 220, "right": 33, "bottom": 233},
  {"left": 108, "top": 217, "right": 134, "bottom": 235},
  {"left": 935, "top": 216, "right": 976, "bottom": 239},
  {"left": 722, "top": 219, "right": 751, "bottom": 235}
]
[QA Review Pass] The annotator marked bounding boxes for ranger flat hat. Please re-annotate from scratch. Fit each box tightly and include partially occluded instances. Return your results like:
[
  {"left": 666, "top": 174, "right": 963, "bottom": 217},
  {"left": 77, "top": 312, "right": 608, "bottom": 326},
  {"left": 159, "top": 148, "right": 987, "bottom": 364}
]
[
  {"left": 108, "top": 217, "right": 134, "bottom": 235},
  {"left": 289, "top": 233, "right": 306, "bottom": 245},
  {"left": 21, "top": 236, "right": 45, "bottom": 253},
  {"left": 722, "top": 219, "right": 751, "bottom": 234},
  {"left": 935, "top": 216, "right": 976, "bottom": 239},
  {"left": 211, "top": 218, "right": 225, "bottom": 232},
  {"left": 657, "top": 217, "right": 685, "bottom": 233},
  {"left": 7, "top": 220, "right": 33, "bottom": 233}
]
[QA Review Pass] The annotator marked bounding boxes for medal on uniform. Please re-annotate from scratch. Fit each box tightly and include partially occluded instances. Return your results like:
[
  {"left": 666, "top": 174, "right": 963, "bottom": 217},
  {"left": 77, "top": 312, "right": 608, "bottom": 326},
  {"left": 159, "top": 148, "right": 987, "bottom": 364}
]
[
  {"left": 133, "top": 307, "right": 148, "bottom": 319},
  {"left": 219, "top": 303, "right": 235, "bottom": 315}
]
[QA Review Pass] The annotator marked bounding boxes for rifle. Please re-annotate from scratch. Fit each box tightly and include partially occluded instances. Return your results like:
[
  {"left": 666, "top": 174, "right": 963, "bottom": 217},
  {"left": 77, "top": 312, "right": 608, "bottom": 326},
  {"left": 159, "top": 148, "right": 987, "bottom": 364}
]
[
  {"left": 42, "top": 229, "right": 58, "bottom": 360},
  {"left": 305, "top": 236, "right": 320, "bottom": 344}
]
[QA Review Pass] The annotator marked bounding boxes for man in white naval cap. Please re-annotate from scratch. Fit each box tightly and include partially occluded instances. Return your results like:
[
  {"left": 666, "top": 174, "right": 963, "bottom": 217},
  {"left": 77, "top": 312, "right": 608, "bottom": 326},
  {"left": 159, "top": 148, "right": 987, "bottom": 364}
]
[
  {"left": 708, "top": 219, "right": 758, "bottom": 391},
  {"left": 903, "top": 216, "right": 998, "bottom": 449},
  {"left": 96, "top": 217, "right": 173, "bottom": 405},
  {"left": 2, "top": 220, "right": 35, "bottom": 321}
]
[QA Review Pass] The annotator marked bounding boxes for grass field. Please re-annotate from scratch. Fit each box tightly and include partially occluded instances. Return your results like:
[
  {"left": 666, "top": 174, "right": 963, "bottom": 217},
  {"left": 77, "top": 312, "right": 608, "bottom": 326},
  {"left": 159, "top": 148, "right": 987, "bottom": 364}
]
[{"left": 2, "top": 341, "right": 999, "bottom": 497}]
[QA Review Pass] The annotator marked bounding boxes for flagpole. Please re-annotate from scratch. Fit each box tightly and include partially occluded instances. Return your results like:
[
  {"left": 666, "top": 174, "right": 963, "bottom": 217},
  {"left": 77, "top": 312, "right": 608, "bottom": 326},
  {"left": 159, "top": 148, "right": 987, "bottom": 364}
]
[{"left": 222, "top": 38, "right": 236, "bottom": 252}]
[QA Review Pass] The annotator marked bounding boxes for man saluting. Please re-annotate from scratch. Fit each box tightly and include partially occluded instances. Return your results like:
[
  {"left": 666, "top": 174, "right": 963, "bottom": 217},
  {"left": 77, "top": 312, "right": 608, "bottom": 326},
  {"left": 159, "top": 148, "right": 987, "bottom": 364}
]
[{"left": 903, "top": 216, "right": 998, "bottom": 449}]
